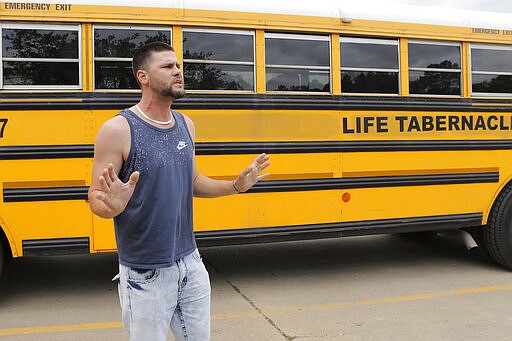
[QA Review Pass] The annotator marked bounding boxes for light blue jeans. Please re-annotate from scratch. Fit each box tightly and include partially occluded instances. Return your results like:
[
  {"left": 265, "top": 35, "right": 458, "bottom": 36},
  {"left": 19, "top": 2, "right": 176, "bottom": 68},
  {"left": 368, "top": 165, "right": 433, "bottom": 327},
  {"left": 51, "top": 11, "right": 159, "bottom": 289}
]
[{"left": 117, "top": 249, "right": 211, "bottom": 341}]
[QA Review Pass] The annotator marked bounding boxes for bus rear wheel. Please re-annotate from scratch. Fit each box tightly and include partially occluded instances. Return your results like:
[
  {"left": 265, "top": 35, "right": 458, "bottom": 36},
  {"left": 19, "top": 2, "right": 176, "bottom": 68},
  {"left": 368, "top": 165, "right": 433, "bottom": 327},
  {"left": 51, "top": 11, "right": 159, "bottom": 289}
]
[
  {"left": 0, "top": 241, "right": 3, "bottom": 278},
  {"left": 484, "top": 184, "right": 512, "bottom": 269}
]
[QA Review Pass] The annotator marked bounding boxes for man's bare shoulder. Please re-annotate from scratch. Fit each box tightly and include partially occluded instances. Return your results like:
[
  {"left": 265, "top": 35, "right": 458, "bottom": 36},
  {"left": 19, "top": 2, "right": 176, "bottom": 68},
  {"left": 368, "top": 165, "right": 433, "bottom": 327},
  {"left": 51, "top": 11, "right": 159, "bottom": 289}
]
[
  {"left": 101, "top": 115, "right": 129, "bottom": 133},
  {"left": 94, "top": 114, "right": 131, "bottom": 154},
  {"left": 181, "top": 113, "right": 194, "bottom": 124},
  {"left": 95, "top": 115, "right": 130, "bottom": 141},
  {"left": 181, "top": 113, "right": 196, "bottom": 140}
]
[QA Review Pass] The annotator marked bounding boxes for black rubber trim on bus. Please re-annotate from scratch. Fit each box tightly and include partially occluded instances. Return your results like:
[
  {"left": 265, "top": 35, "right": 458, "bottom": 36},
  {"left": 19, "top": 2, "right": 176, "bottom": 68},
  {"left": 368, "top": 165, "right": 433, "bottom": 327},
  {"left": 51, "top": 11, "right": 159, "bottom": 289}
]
[
  {"left": 2, "top": 140, "right": 512, "bottom": 160},
  {"left": 0, "top": 144, "right": 93, "bottom": 159},
  {"left": 1, "top": 93, "right": 512, "bottom": 112},
  {"left": 22, "top": 237, "right": 90, "bottom": 256},
  {"left": 2, "top": 172, "right": 497, "bottom": 202},
  {"left": 3, "top": 186, "right": 89, "bottom": 202},
  {"left": 244, "top": 172, "right": 498, "bottom": 193},
  {"left": 196, "top": 140, "right": 512, "bottom": 154},
  {"left": 195, "top": 213, "right": 483, "bottom": 246}
]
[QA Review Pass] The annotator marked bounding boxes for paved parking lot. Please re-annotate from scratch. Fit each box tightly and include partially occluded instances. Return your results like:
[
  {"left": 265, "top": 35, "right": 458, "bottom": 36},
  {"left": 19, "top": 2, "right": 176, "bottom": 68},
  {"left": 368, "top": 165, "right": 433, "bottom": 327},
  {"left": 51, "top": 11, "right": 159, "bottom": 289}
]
[{"left": 1, "top": 233, "right": 512, "bottom": 340}]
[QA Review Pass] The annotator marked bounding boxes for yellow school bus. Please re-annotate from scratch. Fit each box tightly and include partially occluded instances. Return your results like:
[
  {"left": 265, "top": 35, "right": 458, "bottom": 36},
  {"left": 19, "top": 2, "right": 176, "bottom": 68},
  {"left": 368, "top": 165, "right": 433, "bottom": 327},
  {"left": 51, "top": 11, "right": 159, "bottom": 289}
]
[{"left": 1, "top": 1, "right": 512, "bottom": 274}]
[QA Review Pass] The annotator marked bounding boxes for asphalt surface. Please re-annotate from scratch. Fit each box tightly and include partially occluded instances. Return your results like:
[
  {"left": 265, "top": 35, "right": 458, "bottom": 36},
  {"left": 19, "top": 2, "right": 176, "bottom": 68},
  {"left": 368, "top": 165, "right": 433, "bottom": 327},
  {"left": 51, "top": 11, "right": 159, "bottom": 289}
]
[{"left": 1, "top": 233, "right": 511, "bottom": 340}]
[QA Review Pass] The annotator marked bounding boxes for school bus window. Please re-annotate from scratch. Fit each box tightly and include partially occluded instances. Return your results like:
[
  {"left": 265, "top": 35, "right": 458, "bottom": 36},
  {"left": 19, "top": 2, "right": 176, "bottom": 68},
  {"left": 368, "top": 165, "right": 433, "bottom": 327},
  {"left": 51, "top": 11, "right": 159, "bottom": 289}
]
[
  {"left": 93, "top": 26, "right": 171, "bottom": 90},
  {"left": 265, "top": 33, "right": 330, "bottom": 92},
  {"left": 183, "top": 29, "right": 255, "bottom": 91},
  {"left": 408, "top": 41, "right": 461, "bottom": 96},
  {"left": 1, "top": 24, "right": 81, "bottom": 89},
  {"left": 340, "top": 37, "right": 399, "bottom": 94},
  {"left": 471, "top": 44, "right": 512, "bottom": 96}
]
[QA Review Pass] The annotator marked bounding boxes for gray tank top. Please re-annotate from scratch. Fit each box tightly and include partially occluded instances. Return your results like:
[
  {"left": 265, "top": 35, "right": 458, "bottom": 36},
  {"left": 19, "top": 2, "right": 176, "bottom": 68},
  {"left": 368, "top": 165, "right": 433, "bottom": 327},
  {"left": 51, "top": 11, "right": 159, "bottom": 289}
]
[{"left": 114, "top": 108, "right": 196, "bottom": 268}]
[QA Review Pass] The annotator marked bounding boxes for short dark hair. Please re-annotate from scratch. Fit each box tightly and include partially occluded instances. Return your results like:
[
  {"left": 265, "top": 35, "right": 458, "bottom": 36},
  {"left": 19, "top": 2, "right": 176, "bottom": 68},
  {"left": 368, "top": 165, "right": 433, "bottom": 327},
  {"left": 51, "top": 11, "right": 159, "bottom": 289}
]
[{"left": 132, "top": 42, "right": 174, "bottom": 84}]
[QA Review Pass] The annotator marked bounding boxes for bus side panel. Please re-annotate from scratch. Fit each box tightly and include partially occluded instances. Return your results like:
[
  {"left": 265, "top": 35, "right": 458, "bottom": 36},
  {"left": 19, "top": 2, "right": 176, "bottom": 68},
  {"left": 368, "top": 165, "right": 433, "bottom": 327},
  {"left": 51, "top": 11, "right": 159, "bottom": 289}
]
[{"left": 1, "top": 109, "right": 95, "bottom": 256}]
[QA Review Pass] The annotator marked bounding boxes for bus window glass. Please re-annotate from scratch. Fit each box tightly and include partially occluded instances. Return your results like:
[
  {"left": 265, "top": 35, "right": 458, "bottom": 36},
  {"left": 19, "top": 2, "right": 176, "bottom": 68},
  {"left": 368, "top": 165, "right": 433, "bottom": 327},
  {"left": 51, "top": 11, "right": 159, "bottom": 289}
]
[
  {"left": 1, "top": 24, "right": 80, "bottom": 88},
  {"left": 341, "top": 71, "right": 398, "bottom": 94},
  {"left": 3, "top": 62, "right": 79, "bottom": 86},
  {"left": 409, "top": 43, "right": 460, "bottom": 69},
  {"left": 183, "top": 31, "right": 253, "bottom": 62},
  {"left": 183, "top": 29, "right": 254, "bottom": 91},
  {"left": 409, "top": 70, "right": 461, "bottom": 95},
  {"left": 266, "top": 37, "right": 329, "bottom": 66},
  {"left": 184, "top": 63, "right": 254, "bottom": 91},
  {"left": 340, "top": 39, "right": 398, "bottom": 69},
  {"left": 266, "top": 69, "right": 329, "bottom": 92},
  {"left": 340, "top": 37, "right": 399, "bottom": 94},
  {"left": 471, "top": 44, "right": 512, "bottom": 96},
  {"left": 93, "top": 27, "right": 171, "bottom": 90},
  {"left": 94, "top": 61, "right": 137, "bottom": 90},
  {"left": 408, "top": 41, "right": 461, "bottom": 95},
  {"left": 472, "top": 74, "right": 512, "bottom": 94},
  {"left": 94, "top": 29, "right": 171, "bottom": 58},
  {"left": 265, "top": 33, "right": 330, "bottom": 92},
  {"left": 2, "top": 28, "right": 78, "bottom": 58}
]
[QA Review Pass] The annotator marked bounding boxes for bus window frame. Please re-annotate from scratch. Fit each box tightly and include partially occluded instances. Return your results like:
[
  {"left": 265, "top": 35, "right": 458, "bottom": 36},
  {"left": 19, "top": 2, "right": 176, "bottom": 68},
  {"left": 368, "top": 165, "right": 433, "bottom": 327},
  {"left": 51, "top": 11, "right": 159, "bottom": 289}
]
[
  {"left": 470, "top": 43, "right": 512, "bottom": 98},
  {"left": 92, "top": 24, "right": 172, "bottom": 92},
  {"left": 408, "top": 39, "right": 462, "bottom": 97},
  {"left": 265, "top": 32, "right": 332, "bottom": 94},
  {"left": 182, "top": 27, "right": 256, "bottom": 93},
  {"left": 0, "top": 23, "right": 82, "bottom": 91},
  {"left": 339, "top": 36, "right": 400, "bottom": 96}
]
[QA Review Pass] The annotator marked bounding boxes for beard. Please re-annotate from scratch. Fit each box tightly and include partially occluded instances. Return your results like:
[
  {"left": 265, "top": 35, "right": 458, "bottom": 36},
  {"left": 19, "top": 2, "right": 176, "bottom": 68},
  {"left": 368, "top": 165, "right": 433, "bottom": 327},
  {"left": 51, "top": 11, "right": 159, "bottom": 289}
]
[
  {"left": 159, "top": 85, "right": 185, "bottom": 99},
  {"left": 170, "top": 87, "right": 186, "bottom": 99},
  {"left": 153, "top": 82, "right": 186, "bottom": 100}
]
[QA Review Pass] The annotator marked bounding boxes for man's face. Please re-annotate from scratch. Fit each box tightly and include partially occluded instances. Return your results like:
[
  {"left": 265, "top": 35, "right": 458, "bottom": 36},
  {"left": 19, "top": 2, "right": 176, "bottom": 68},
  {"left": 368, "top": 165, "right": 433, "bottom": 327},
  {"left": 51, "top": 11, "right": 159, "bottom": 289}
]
[{"left": 144, "top": 50, "right": 185, "bottom": 99}]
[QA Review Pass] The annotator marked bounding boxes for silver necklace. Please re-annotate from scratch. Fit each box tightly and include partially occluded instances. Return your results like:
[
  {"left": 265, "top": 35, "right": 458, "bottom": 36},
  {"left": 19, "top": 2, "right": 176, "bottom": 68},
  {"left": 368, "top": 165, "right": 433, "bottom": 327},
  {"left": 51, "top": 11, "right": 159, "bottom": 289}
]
[{"left": 135, "top": 104, "right": 174, "bottom": 125}]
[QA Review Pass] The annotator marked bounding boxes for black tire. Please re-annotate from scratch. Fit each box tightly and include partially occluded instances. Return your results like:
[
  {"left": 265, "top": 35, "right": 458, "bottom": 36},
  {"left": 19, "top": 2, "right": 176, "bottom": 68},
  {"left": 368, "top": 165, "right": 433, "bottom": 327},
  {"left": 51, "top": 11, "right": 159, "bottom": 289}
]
[
  {"left": 0, "top": 240, "right": 3, "bottom": 278},
  {"left": 484, "top": 184, "right": 512, "bottom": 269}
]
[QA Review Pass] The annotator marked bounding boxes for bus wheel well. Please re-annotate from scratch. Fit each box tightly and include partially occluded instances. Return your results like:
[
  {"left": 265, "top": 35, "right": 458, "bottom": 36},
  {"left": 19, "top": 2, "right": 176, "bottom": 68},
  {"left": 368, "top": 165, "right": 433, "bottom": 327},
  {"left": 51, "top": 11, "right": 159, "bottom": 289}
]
[
  {"left": 483, "top": 181, "right": 512, "bottom": 269},
  {"left": 0, "top": 225, "right": 13, "bottom": 277},
  {"left": 0, "top": 226, "right": 12, "bottom": 261}
]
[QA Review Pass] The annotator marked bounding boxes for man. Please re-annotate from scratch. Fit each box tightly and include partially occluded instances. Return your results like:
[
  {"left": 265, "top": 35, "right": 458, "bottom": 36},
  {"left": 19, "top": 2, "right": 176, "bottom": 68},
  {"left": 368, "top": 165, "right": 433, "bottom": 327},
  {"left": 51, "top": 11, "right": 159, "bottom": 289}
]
[{"left": 88, "top": 42, "right": 270, "bottom": 341}]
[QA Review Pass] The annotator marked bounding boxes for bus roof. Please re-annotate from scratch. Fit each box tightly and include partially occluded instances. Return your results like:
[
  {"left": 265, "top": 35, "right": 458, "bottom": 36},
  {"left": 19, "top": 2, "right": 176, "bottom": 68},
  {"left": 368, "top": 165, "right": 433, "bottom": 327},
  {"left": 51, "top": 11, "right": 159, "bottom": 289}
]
[{"left": 9, "top": 0, "right": 512, "bottom": 30}]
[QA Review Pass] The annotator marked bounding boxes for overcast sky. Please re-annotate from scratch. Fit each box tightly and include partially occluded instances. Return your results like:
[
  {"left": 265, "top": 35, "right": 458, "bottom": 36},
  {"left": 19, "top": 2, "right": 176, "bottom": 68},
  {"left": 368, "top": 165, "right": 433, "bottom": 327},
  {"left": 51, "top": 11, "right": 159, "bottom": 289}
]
[{"left": 384, "top": 0, "right": 512, "bottom": 13}]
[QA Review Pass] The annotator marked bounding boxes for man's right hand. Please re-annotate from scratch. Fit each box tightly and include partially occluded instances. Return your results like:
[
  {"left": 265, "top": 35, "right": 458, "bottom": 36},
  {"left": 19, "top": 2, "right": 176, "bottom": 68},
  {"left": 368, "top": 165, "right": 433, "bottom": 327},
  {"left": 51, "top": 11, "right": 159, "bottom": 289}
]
[{"left": 95, "top": 163, "right": 139, "bottom": 217}]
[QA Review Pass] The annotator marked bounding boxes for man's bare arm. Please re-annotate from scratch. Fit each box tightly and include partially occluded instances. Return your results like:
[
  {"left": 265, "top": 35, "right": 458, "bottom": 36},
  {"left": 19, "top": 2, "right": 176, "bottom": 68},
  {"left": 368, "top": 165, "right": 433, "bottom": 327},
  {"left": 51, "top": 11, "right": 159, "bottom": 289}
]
[
  {"left": 192, "top": 153, "right": 270, "bottom": 198},
  {"left": 181, "top": 115, "right": 270, "bottom": 198},
  {"left": 88, "top": 116, "right": 139, "bottom": 218}
]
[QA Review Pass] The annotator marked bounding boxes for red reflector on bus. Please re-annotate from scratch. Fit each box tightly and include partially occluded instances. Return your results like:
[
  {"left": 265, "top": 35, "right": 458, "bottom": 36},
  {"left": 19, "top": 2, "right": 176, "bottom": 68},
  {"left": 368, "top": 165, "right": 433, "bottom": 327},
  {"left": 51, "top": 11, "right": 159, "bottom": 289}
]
[{"left": 342, "top": 192, "right": 351, "bottom": 202}]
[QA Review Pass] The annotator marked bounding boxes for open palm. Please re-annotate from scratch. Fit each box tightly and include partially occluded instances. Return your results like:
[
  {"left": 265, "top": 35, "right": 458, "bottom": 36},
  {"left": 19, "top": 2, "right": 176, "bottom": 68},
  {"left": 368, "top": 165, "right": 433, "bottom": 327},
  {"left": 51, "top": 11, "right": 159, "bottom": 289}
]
[{"left": 96, "top": 164, "right": 140, "bottom": 216}]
